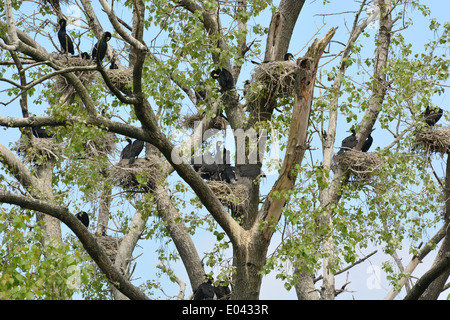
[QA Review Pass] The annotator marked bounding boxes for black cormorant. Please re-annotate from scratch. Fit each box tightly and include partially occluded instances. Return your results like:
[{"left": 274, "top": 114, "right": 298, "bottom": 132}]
[
  {"left": 32, "top": 127, "right": 54, "bottom": 139},
  {"left": 58, "top": 18, "right": 74, "bottom": 55},
  {"left": 214, "top": 281, "right": 231, "bottom": 300},
  {"left": 120, "top": 138, "right": 144, "bottom": 164},
  {"left": 75, "top": 211, "right": 89, "bottom": 228},
  {"left": 284, "top": 53, "right": 295, "bottom": 61},
  {"left": 110, "top": 57, "right": 119, "bottom": 69},
  {"left": 337, "top": 129, "right": 357, "bottom": 155},
  {"left": 423, "top": 105, "right": 443, "bottom": 127},
  {"left": 243, "top": 80, "right": 251, "bottom": 97},
  {"left": 193, "top": 278, "right": 216, "bottom": 300},
  {"left": 361, "top": 128, "right": 375, "bottom": 152},
  {"left": 81, "top": 52, "right": 91, "bottom": 60},
  {"left": 211, "top": 68, "right": 235, "bottom": 91},
  {"left": 92, "top": 32, "right": 112, "bottom": 63}
]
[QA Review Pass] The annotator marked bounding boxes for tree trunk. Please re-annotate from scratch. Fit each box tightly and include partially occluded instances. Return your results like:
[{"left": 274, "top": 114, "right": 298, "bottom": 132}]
[{"left": 417, "top": 153, "right": 450, "bottom": 299}]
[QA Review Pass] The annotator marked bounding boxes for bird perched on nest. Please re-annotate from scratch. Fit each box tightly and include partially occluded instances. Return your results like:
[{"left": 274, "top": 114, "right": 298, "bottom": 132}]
[
  {"left": 422, "top": 105, "right": 443, "bottom": 127},
  {"left": 120, "top": 138, "right": 145, "bottom": 164},
  {"left": 32, "top": 127, "right": 54, "bottom": 139},
  {"left": 80, "top": 52, "right": 90, "bottom": 60},
  {"left": 75, "top": 211, "right": 89, "bottom": 228},
  {"left": 337, "top": 128, "right": 375, "bottom": 154},
  {"left": 250, "top": 52, "right": 295, "bottom": 65},
  {"left": 58, "top": 18, "right": 74, "bottom": 55},
  {"left": 337, "top": 129, "right": 357, "bottom": 155},
  {"left": 211, "top": 68, "right": 235, "bottom": 91},
  {"left": 92, "top": 31, "right": 112, "bottom": 63},
  {"left": 109, "top": 57, "right": 119, "bottom": 69}
]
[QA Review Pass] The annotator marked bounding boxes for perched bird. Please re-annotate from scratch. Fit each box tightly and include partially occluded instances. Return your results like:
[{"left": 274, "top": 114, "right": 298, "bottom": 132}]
[
  {"left": 243, "top": 80, "right": 251, "bottom": 97},
  {"left": 211, "top": 68, "right": 235, "bottom": 91},
  {"left": 284, "top": 52, "right": 295, "bottom": 61},
  {"left": 219, "top": 147, "right": 237, "bottom": 184},
  {"left": 75, "top": 211, "right": 89, "bottom": 228},
  {"left": 361, "top": 128, "right": 375, "bottom": 152},
  {"left": 422, "top": 105, "right": 443, "bottom": 127},
  {"left": 32, "top": 127, "right": 54, "bottom": 139},
  {"left": 337, "top": 129, "right": 357, "bottom": 155},
  {"left": 120, "top": 139, "right": 145, "bottom": 164},
  {"left": 80, "top": 52, "right": 91, "bottom": 60},
  {"left": 194, "top": 81, "right": 207, "bottom": 103},
  {"left": 109, "top": 57, "right": 119, "bottom": 69},
  {"left": 193, "top": 278, "right": 216, "bottom": 300},
  {"left": 58, "top": 18, "right": 74, "bottom": 54},
  {"left": 92, "top": 31, "right": 112, "bottom": 63},
  {"left": 235, "top": 164, "right": 264, "bottom": 178},
  {"left": 214, "top": 281, "right": 231, "bottom": 300},
  {"left": 219, "top": 165, "right": 237, "bottom": 184}
]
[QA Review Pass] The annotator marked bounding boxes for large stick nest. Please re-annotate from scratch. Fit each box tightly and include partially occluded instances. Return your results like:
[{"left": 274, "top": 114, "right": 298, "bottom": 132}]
[
  {"left": 83, "top": 132, "right": 117, "bottom": 158},
  {"left": 111, "top": 157, "right": 162, "bottom": 192},
  {"left": 105, "top": 69, "right": 133, "bottom": 94},
  {"left": 52, "top": 55, "right": 97, "bottom": 103},
  {"left": 17, "top": 136, "right": 65, "bottom": 162},
  {"left": 93, "top": 234, "right": 122, "bottom": 264},
  {"left": 206, "top": 181, "right": 249, "bottom": 211},
  {"left": 333, "top": 151, "right": 382, "bottom": 178},
  {"left": 413, "top": 127, "right": 450, "bottom": 155},
  {"left": 182, "top": 113, "right": 228, "bottom": 131},
  {"left": 246, "top": 61, "right": 297, "bottom": 108}
]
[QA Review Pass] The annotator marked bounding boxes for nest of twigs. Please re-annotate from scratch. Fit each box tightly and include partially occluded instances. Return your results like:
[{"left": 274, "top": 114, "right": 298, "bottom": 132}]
[
  {"left": 105, "top": 69, "right": 133, "bottom": 94},
  {"left": 246, "top": 61, "right": 297, "bottom": 108},
  {"left": 413, "top": 127, "right": 450, "bottom": 155},
  {"left": 53, "top": 55, "right": 97, "bottom": 104},
  {"left": 333, "top": 151, "right": 382, "bottom": 178},
  {"left": 83, "top": 132, "right": 117, "bottom": 158},
  {"left": 93, "top": 234, "right": 122, "bottom": 264},
  {"left": 182, "top": 113, "right": 228, "bottom": 131},
  {"left": 17, "top": 136, "right": 65, "bottom": 162},
  {"left": 111, "top": 157, "right": 162, "bottom": 192},
  {"left": 206, "top": 181, "right": 249, "bottom": 211}
]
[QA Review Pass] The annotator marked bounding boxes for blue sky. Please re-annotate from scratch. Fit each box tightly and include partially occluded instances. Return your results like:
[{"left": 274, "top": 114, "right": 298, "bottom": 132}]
[{"left": 1, "top": 0, "right": 449, "bottom": 300}]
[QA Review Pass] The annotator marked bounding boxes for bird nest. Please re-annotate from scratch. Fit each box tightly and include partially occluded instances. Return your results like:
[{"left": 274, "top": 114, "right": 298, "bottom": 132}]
[
  {"left": 83, "top": 132, "right": 117, "bottom": 158},
  {"left": 206, "top": 181, "right": 249, "bottom": 211},
  {"left": 17, "top": 137, "right": 65, "bottom": 162},
  {"left": 333, "top": 151, "right": 382, "bottom": 178},
  {"left": 413, "top": 127, "right": 450, "bottom": 155},
  {"left": 182, "top": 113, "right": 228, "bottom": 131},
  {"left": 105, "top": 69, "right": 133, "bottom": 94},
  {"left": 246, "top": 61, "right": 297, "bottom": 107},
  {"left": 93, "top": 234, "right": 122, "bottom": 264},
  {"left": 53, "top": 55, "right": 97, "bottom": 104},
  {"left": 111, "top": 157, "right": 162, "bottom": 192}
]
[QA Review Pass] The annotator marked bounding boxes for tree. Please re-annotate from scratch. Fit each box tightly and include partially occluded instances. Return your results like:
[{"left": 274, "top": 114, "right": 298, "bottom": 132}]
[{"left": 0, "top": 0, "right": 449, "bottom": 300}]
